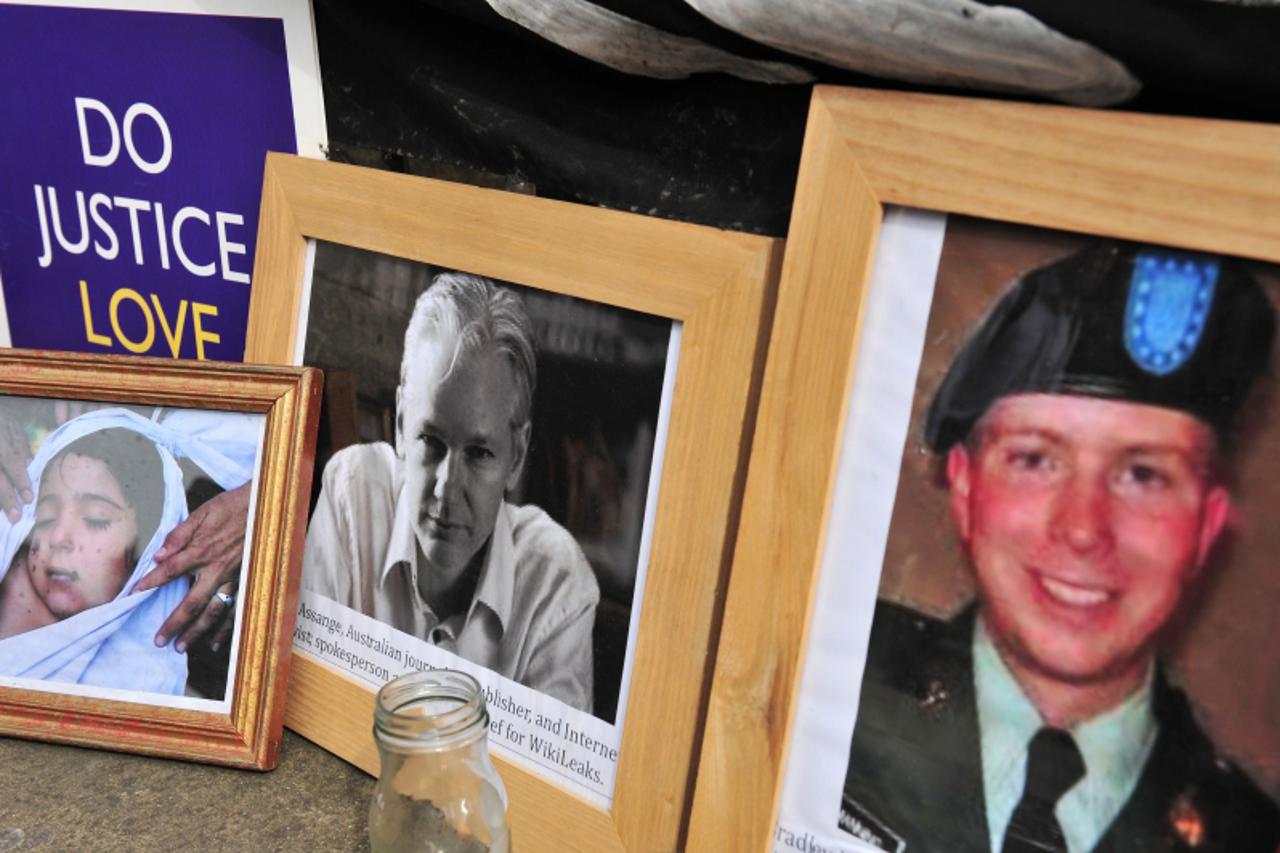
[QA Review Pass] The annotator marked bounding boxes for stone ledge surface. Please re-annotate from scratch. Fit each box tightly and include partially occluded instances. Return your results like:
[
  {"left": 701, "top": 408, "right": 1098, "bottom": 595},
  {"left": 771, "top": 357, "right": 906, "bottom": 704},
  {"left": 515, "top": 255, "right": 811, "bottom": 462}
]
[{"left": 0, "top": 731, "right": 373, "bottom": 852}]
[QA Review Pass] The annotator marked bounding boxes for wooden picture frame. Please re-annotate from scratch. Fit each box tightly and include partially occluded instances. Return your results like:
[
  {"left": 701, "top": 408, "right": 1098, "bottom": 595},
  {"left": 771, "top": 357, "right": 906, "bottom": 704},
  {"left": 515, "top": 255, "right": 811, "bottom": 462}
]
[
  {"left": 0, "top": 350, "right": 320, "bottom": 770},
  {"left": 688, "top": 85, "right": 1280, "bottom": 851},
  {"left": 244, "top": 153, "right": 780, "bottom": 851}
]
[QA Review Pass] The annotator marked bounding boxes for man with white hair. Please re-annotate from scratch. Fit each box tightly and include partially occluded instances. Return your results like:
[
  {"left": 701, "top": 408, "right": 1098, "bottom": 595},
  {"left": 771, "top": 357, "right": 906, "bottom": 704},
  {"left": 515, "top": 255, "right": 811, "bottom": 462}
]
[{"left": 303, "top": 271, "right": 599, "bottom": 712}]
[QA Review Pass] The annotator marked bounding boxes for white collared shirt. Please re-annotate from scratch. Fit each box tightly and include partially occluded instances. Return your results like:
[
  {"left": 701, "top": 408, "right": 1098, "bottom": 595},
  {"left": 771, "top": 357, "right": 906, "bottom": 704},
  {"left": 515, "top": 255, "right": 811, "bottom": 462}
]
[
  {"left": 974, "top": 618, "right": 1158, "bottom": 853},
  {"left": 302, "top": 442, "right": 599, "bottom": 712}
]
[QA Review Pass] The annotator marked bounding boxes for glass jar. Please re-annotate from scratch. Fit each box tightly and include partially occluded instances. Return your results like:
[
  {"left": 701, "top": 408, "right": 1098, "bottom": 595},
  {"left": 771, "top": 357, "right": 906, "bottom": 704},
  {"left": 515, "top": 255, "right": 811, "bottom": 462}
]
[{"left": 369, "top": 670, "right": 510, "bottom": 853}]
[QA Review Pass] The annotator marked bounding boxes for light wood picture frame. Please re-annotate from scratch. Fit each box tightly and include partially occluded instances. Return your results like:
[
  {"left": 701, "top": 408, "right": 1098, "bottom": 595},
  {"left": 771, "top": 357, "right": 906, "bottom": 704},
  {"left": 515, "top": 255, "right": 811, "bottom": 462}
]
[
  {"left": 244, "top": 153, "right": 780, "bottom": 851},
  {"left": 688, "top": 85, "right": 1280, "bottom": 851},
  {"left": 0, "top": 350, "right": 321, "bottom": 769}
]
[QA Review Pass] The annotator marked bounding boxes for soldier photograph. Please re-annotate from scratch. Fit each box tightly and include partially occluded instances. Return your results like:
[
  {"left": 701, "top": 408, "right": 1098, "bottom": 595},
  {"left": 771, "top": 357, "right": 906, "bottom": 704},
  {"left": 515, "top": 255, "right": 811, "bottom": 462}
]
[{"left": 840, "top": 219, "right": 1280, "bottom": 853}]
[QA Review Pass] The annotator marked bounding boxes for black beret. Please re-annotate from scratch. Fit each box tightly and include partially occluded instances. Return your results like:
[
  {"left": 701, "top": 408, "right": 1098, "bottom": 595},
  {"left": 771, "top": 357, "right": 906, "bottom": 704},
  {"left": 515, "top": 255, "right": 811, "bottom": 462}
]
[{"left": 925, "top": 241, "right": 1275, "bottom": 451}]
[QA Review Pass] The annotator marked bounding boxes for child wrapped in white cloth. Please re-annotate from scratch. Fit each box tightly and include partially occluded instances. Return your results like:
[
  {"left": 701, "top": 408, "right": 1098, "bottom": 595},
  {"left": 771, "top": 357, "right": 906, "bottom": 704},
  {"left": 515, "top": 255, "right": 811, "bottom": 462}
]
[{"left": 0, "top": 407, "right": 259, "bottom": 696}]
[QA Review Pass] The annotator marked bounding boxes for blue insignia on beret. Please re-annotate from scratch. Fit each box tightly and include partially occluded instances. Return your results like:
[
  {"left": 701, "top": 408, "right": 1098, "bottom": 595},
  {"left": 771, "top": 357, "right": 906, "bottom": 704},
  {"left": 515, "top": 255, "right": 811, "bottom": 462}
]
[{"left": 1124, "top": 252, "right": 1219, "bottom": 375}]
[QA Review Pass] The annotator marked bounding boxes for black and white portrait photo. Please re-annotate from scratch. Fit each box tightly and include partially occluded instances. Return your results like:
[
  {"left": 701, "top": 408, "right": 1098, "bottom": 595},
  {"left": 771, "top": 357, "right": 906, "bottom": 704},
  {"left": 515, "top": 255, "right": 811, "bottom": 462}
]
[{"left": 298, "top": 243, "right": 673, "bottom": 725}]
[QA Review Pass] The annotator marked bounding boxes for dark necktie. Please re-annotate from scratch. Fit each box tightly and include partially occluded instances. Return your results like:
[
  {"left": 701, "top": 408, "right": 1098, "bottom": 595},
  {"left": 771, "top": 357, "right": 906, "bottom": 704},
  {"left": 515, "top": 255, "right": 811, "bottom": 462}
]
[{"left": 1001, "top": 727, "right": 1086, "bottom": 853}]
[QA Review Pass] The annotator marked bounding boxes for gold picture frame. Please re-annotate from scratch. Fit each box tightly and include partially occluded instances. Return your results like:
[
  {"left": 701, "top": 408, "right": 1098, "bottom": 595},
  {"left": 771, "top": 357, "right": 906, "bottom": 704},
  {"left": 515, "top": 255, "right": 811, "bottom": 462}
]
[
  {"left": 688, "top": 85, "right": 1280, "bottom": 851},
  {"left": 0, "top": 350, "right": 320, "bottom": 770},
  {"left": 245, "top": 153, "right": 779, "bottom": 850}
]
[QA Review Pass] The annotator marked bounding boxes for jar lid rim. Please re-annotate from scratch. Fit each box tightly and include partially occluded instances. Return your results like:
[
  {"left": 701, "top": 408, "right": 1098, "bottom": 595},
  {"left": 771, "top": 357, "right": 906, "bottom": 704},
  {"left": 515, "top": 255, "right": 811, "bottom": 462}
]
[{"left": 374, "top": 669, "right": 488, "bottom": 743}]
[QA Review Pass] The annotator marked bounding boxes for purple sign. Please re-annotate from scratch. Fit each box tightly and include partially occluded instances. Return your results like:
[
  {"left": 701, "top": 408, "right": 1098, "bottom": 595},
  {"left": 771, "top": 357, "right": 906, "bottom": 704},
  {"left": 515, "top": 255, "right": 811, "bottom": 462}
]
[{"left": 0, "top": 5, "right": 298, "bottom": 361}]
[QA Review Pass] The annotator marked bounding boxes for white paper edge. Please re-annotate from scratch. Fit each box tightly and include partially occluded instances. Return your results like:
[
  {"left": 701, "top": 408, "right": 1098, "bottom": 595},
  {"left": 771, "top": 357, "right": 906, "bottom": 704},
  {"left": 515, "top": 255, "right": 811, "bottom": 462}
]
[
  {"left": 0, "top": 268, "right": 12, "bottom": 348},
  {"left": 291, "top": 237, "right": 318, "bottom": 366},
  {"left": 772, "top": 207, "right": 948, "bottom": 852},
  {"left": 609, "top": 320, "right": 681, "bottom": 737}
]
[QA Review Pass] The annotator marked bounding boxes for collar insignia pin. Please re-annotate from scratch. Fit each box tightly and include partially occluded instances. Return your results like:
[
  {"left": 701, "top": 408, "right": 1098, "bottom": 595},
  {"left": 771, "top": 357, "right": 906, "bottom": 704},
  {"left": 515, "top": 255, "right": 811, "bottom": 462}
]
[
  {"left": 1169, "top": 792, "right": 1205, "bottom": 848},
  {"left": 919, "top": 678, "right": 949, "bottom": 716}
]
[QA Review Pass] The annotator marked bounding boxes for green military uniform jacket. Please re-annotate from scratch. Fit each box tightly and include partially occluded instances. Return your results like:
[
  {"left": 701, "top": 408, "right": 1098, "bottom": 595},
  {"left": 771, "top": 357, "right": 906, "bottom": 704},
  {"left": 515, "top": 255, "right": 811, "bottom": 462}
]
[{"left": 840, "top": 601, "right": 1280, "bottom": 853}]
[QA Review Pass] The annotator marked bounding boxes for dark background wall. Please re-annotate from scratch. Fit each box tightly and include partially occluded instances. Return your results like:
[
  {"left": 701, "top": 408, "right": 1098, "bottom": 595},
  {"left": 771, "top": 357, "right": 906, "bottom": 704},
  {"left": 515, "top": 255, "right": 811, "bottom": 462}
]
[{"left": 314, "top": 0, "right": 1280, "bottom": 240}]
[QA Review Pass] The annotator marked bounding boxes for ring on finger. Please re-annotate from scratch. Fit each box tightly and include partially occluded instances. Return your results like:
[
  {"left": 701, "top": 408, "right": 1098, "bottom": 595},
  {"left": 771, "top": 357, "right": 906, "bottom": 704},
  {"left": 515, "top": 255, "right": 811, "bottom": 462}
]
[{"left": 213, "top": 590, "right": 236, "bottom": 609}]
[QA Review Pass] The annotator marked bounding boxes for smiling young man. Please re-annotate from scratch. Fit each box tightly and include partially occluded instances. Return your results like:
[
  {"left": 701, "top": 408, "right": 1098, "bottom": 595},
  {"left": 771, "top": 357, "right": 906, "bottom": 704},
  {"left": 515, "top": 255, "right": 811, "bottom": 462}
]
[
  {"left": 303, "top": 272, "right": 599, "bottom": 712},
  {"left": 840, "top": 243, "right": 1280, "bottom": 853}
]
